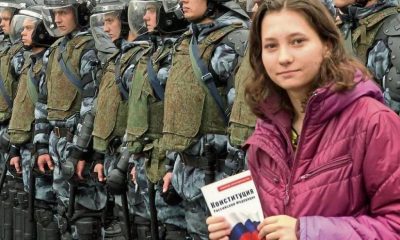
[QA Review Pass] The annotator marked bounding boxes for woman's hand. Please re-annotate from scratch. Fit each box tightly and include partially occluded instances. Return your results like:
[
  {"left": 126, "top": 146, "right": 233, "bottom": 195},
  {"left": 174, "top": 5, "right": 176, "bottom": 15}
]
[
  {"left": 206, "top": 216, "right": 231, "bottom": 240},
  {"left": 258, "top": 215, "right": 298, "bottom": 240}
]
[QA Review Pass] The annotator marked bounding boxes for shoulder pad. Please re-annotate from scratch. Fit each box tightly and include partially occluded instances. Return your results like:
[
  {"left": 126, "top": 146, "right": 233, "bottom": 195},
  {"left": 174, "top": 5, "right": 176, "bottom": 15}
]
[
  {"left": 383, "top": 13, "right": 400, "bottom": 36},
  {"left": 220, "top": 28, "right": 249, "bottom": 57}
]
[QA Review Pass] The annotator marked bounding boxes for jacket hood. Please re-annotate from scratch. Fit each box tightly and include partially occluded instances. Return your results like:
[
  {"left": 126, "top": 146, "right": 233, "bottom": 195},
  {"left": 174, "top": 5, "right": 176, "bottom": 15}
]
[{"left": 256, "top": 70, "right": 384, "bottom": 130}]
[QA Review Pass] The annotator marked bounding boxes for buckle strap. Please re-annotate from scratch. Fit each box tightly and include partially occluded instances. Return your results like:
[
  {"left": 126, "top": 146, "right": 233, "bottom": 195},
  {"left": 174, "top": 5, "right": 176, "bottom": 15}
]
[{"left": 52, "top": 127, "right": 73, "bottom": 142}]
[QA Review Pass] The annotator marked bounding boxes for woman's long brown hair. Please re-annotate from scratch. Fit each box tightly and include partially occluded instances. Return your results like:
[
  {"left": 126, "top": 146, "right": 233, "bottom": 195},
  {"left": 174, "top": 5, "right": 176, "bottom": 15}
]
[{"left": 245, "top": 0, "right": 371, "bottom": 118}]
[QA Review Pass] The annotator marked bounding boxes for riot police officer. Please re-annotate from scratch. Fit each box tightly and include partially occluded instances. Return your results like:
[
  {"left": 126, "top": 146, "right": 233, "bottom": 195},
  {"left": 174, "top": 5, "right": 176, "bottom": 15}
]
[
  {"left": 89, "top": 0, "right": 150, "bottom": 238},
  {"left": 0, "top": 0, "right": 26, "bottom": 181},
  {"left": 0, "top": 1, "right": 27, "bottom": 239},
  {"left": 115, "top": 0, "right": 190, "bottom": 238},
  {"left": 159, "top": 0, "right": 250, "bottom": 238},
  {"left": 7, "top": 3, "right": 58, "bottom": 238},
  {"left": 34, "top": 0, "right": 106, "bottom": 239}
]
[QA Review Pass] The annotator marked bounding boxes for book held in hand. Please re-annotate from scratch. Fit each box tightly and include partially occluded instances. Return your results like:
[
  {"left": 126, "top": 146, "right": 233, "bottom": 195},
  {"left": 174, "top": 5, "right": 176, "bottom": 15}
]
[{"left": 201, "top": 170, "right": 264, "bottom": 240}]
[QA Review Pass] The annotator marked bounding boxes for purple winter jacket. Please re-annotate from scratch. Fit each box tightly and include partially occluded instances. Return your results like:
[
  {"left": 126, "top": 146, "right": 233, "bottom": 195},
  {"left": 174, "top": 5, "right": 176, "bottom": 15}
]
[{"left": 245, "top": 71, "right": 400, "bottom": 239}]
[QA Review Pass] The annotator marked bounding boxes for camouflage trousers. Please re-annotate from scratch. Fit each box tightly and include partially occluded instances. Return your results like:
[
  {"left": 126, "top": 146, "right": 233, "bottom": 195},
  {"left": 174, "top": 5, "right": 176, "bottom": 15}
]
[
  {"left": 104, "top": 152, "right": 148, "bottom": 217},
  {"left": 171, "top": 153, "right": 225, "bottom": 240},
  {"left": 19, "top": 145, "right": 55, "bottom": 201},
  {"left": 135, "top": 155, "right": 187, "bottom": 230},
  {"left": 49, "top": 131, "right": 107, "bottom": 210},
  {"left": 48, "top": 131, "right": 107, "bottom": 238}
]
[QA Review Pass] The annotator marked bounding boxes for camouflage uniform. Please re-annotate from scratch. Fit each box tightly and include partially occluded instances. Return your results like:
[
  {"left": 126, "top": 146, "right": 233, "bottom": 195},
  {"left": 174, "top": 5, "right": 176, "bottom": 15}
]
[
  {"left": 0, "top": 39, "right": 26, "bottom": 240},
  {"left": 33, "top": 31, "right": 106, "bottom": 238},
  {"left": 8, "top": 49, "right": 54, "bottom": 200},
  {"left": 162, "top": 11, "right": 249, "bottom": 239},
  {"left": 92, "top": 39, "right": 151, "bottom": 238},
  {"left": 7, "top": 49, "right": 59, "bottom": 239},
  {"left": 0, "top": 40, "right": 25, "bottom": 168},
  {"left": 339, "top": 0, "right": 400, "bottom": 113},
  {"left": 125, "top": 35, "right": 188, "bottom": 239}
]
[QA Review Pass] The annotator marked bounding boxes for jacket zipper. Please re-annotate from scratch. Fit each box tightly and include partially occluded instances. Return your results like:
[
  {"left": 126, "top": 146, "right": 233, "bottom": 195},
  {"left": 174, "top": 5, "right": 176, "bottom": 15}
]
[
  {"left": 262, "top": 168, "right": 280, "bottom": 184},
  {"left": 299, "top": 156, "right": 351, "bottom": 181},
  {"left": 283, "top": 91, "right": 319, "bottom": 214}
]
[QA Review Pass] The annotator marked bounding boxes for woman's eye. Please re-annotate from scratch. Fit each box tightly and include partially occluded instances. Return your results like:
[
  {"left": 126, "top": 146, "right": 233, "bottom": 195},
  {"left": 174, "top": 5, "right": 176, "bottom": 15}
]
[
  {"left": 264, "top": 43, "right": 277, "bottom": 49},
  {"left": 291, "top": 38, "right": 305, "bottom": 45}
]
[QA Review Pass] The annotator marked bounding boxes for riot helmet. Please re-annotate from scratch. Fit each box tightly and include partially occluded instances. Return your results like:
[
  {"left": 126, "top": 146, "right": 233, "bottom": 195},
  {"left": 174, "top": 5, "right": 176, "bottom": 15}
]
[
  {"left": 90, "top": 0, "right": 130, "bottom": 54},
  {"left": 10, "top": 6, "right": 58, "bottom": 49},
  {"left": 0, "top": 1, "right": 25, "bottom": 36},
  {"left": 128, "top": 0, "right": 188, "bottom": 35},
  {"left": 42, "top": 0, "right": 94, "bottom": 37}
]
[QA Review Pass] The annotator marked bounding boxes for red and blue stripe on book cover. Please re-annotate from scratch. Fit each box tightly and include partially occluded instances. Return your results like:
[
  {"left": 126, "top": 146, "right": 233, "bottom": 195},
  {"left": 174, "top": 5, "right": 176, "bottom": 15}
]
[{"left": 230, "top": 219, "right": 260, "bottom": 240}]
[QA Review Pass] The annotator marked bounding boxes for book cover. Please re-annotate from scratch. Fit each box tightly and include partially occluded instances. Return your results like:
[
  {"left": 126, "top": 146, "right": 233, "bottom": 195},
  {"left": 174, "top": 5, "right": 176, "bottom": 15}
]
[{"left": 201, "top": 170, "right": 264, "bottom": 240}]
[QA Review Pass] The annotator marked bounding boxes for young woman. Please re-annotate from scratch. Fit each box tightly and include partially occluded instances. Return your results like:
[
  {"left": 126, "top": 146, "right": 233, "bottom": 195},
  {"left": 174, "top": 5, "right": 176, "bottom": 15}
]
[{"left": 206, "top": 0, "right": 400, "bottom": 239}]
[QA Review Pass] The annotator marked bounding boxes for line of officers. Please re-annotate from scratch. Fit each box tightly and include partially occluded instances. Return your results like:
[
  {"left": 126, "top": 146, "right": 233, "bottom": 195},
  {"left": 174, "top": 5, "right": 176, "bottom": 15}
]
[{"left": 0, "top": 0, "right": 398, "bottom": 239}]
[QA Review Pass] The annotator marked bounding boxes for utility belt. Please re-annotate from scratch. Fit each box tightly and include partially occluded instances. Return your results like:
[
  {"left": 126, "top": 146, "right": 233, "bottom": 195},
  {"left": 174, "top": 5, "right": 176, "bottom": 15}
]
[{"left": 52, "top": 127, "right": 74, "bottom": 142}]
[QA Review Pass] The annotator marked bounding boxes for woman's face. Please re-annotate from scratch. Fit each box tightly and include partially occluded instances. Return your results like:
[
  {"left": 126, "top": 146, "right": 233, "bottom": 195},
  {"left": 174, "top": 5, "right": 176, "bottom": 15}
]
[{"left": 261, "top": 9, "right": 329, "bottom": 94}]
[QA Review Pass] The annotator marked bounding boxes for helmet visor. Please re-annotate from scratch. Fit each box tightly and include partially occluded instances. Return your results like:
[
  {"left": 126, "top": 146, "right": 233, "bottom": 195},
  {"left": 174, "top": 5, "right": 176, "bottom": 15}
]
[
  {"left": 0, "top": 2, "right": 24, "bottom": 9},
  {"left": 128, "top": 0, "right": 161, "bottom": 34},
  {"left": 90, "top": 11, "right": 121, "bottom": 54},
  {"left": 0, "top": 7, "right": 14, "bottom": 35},
  {"left": 43, "top": 0, "right": 76, "bottom": 7},
  {"left": 42, "top": 5, "right": 77, "bottom": 37},
  {"left": 161, "top": 0, "right": 179, "bottom": 13},
  {"left": 11, "top": 15, "right": 38, "bottom": 45}
]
